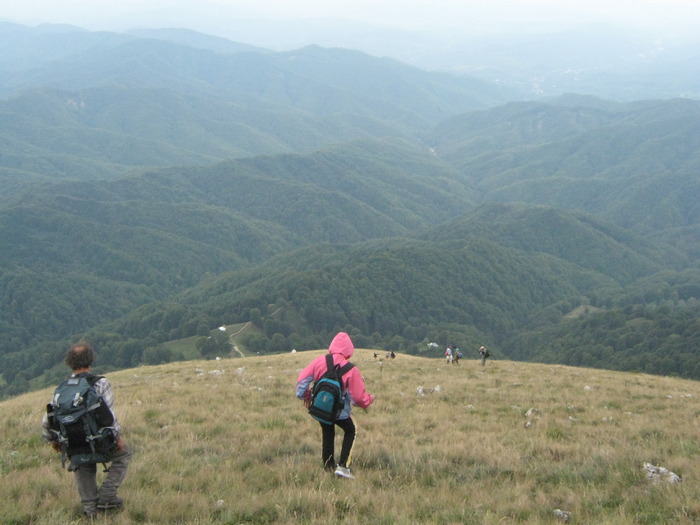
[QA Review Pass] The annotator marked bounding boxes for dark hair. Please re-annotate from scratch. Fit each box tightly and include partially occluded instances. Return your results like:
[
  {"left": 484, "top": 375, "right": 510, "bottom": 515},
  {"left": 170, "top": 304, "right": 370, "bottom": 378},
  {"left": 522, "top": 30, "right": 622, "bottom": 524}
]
[{"left": 65, "top": 342, "right": 95, "bottom": 371}]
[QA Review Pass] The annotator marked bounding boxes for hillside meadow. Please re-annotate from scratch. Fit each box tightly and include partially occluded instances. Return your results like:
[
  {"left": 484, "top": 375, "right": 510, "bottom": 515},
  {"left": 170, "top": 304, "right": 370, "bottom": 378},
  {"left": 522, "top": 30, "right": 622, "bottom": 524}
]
[{"left": 2, "top": 350, "right": 700, "bottom": 524}]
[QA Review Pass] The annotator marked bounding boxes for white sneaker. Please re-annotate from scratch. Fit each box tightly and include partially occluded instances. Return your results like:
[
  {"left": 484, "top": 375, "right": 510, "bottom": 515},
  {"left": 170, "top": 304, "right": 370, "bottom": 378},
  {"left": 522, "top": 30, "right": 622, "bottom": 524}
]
[{"left": 334, "top": 466, "right": 355, "bottom": 479}]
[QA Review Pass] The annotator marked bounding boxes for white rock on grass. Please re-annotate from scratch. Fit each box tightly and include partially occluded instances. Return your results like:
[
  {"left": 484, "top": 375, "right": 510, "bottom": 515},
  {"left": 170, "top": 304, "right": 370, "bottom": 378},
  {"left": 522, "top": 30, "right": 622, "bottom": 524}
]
[{"left": 643, "top": 462, "right": 682, "bottom": 484}]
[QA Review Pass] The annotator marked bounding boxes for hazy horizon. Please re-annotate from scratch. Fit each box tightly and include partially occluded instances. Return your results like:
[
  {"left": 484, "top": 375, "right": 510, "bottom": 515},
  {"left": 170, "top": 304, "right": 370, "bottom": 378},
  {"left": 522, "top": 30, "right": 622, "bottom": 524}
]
[
  {"left": 2, "top": 0, "right": 699, "bottom": 98},
  {"left": 2, "top": 0, "right": 699, "bottom": 53}
]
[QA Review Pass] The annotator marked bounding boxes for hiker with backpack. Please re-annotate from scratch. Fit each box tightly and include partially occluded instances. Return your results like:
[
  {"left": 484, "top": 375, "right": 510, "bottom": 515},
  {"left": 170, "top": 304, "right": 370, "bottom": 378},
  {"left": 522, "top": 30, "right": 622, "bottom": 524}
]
[
  {"left": 296, "top": 332, "right": 375, "bottom": 479},
  {"left": 445, "top": 345, "right": 453, "bottom": 364},
  {"left": 42, "top": 342, "right": 132, "bottom": 519},
  {"left": 479, "top": 345, "right": 490, "bottom": 366}
]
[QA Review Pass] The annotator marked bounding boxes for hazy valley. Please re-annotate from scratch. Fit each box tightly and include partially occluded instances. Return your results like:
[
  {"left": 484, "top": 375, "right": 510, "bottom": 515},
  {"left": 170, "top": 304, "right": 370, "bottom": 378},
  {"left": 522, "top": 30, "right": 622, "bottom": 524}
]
[{"left": 0, "top": 23, "right": 698, "bottom": 398}]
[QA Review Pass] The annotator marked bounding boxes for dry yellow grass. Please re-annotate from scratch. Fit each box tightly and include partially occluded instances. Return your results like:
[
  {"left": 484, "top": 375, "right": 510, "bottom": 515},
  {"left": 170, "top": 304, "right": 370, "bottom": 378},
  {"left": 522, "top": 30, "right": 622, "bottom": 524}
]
[{"left": 2, "top": 350, "right": 700, "bottom": 524}]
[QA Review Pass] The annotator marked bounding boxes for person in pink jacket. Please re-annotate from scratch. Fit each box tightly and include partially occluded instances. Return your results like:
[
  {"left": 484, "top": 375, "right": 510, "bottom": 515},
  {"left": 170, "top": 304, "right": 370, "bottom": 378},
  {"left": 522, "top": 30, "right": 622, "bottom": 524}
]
[{"left": 296, "top": 332, "right": 375, "bottom": 479}]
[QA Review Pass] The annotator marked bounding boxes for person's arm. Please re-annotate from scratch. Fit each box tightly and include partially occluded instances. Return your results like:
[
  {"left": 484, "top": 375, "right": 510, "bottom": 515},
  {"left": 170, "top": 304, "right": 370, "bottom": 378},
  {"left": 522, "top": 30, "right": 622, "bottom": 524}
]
[
  {"left": 346, "top": 368, "right": 374, "bottom": 409},
  {"left": 41, "top": 412, "right": 62, "bottom": 452},
  {"left": 94, "top": 378, "right": 123, "bottom": 435},
  {"left": 296, "top": 359, "right": 319, "bottom": 402}
]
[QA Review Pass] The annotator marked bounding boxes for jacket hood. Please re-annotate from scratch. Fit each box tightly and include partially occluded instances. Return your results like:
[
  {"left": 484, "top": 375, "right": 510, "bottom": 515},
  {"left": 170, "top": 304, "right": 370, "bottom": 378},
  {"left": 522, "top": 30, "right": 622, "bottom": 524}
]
[{"left": 328, "top": 332, "right": 354, "bottom": 359}]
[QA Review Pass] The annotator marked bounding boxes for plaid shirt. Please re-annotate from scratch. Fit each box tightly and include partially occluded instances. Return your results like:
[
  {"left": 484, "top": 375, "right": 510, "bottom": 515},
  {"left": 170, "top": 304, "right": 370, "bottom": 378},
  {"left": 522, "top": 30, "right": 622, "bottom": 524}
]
[{"left": 42, "top": 373, "right": 122, "bottom": 441}]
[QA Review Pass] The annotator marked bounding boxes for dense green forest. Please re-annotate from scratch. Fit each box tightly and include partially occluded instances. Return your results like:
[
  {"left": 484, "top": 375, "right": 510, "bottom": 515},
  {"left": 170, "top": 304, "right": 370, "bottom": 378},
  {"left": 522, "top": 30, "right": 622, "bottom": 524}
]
[{"left": 0, "top": 24, "right": 698, "bottom": 397}]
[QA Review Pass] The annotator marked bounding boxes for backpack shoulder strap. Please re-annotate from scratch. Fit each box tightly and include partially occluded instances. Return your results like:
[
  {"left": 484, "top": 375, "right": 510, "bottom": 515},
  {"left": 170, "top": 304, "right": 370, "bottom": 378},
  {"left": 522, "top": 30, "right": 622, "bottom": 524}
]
[
  {"left": 325, "top": 354, "right": 354, "bottom": 377},
  {"left": 324, "top": 354, "right": 334, "bottom": 371},
  {"left": 337, "top": 362, "right": 354, "bottom": 376},
  {"left": 77, "top": 372, "right": 104, "bottom": 387}
]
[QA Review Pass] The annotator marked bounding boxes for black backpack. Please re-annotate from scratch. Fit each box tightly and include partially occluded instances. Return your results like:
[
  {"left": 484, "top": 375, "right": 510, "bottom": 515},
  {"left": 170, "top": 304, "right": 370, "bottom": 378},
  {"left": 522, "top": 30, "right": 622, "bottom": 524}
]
[
  {"left": 308, "top": 354, "right": 355, "bottom": 425},
  {"left": 46, "top": 373, "right": 118, "bottom": 471}
]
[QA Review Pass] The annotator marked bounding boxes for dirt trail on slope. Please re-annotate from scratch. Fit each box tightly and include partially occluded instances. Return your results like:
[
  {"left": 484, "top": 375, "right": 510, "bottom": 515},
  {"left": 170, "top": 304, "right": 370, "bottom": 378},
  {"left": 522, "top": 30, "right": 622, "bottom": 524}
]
[
  {"left": 228, "top": 307, "right": 282, "bottom": 358},
  {"left": 229, "top": 323, "right": 249, "bottom": 358}
]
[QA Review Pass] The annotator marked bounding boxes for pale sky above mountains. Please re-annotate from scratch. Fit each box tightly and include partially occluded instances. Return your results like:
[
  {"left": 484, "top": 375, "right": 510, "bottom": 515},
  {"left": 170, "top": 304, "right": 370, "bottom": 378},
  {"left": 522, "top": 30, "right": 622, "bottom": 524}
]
[
  {"left": 1, "top": 0, "right": 699, "bottom": 71},
  {"left": 2, "top": 0, "right": 698, "bottom": 38}
]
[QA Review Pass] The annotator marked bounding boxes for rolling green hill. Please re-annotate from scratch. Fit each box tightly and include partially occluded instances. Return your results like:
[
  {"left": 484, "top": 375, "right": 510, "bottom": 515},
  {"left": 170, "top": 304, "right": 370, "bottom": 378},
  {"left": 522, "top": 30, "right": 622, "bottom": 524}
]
[
  {"left": 0, "top": 25, "right": 698, "bottom": 397},
  {"left": 0, "top": 23, "right": 509, "bottom": 189},
  {"left": 420, "top": 203, "right": 687, "bottom": 281},
  {"left": 52, "top": 204, "right": 692, "bottom": 384},
  {"left": 0, "top": 139, "right": 475, "bottom": 392},
  {"left": 428, "top": 96, "right": 700, "bottom": 241}
]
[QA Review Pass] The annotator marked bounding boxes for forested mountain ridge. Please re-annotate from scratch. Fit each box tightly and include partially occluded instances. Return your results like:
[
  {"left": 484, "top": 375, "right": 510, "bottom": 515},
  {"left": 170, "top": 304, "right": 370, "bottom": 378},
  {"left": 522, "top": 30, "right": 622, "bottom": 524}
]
[
  {"left": 0, "top": 22, "right": 510, "bottom": 190},
  {"left": 420, "top": 203, "right": 688, "bottom": 279},
  {"left": 0, "top": 139, "right": 475, "bottom": 385},
  {"left": 65, "top": 203, "right": 694, "bottom": 383},
  {"left": 428, "top": 96, "right": 700, "bottom": 241},
  {"left": 0, "top": 24, "right": 698, "bottom": 396}
]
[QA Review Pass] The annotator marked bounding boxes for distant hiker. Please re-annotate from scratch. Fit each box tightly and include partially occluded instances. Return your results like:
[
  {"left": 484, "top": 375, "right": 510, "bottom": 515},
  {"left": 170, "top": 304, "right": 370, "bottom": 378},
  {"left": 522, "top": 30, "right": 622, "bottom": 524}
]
[
  {"left": 445, "top": 345, "right": 453, "bottom": 364},
  {"left": 479, "top": 346, "right": 490, "bottom": 366},
  {"left": 390, "top": 351, "right": 396, "bottom": 359},
  {"left": 454, "top": 347, "right": 462, "bottom": 364},
  {"left": 296, "top": 332, "right": 375, "bottom": 479},
  {"left": 42, "top": 343, "right": 132, "bottom": 519}
]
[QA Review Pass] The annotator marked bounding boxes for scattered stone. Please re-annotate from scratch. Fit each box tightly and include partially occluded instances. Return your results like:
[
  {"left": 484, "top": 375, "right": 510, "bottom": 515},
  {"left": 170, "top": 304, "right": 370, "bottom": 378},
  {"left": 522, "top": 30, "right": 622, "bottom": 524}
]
[
  {"left": 553, "top": 509, "right": 571, "bottom": 523},
  {"left": 416, "top": 385, "right": 442, "bottom": 395},
  {"left": 525, "top": 407, "right": 538, "bottom": 417},
  {"left": 643, "top": 462, "right": 681, "bottom": 484}
]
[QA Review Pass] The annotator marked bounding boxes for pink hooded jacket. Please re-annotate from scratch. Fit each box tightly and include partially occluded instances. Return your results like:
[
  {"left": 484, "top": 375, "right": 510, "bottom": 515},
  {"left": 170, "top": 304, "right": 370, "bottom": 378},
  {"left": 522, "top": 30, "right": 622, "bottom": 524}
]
[{"left": 296, "top": 332, "right": 374, "bottom": 419}]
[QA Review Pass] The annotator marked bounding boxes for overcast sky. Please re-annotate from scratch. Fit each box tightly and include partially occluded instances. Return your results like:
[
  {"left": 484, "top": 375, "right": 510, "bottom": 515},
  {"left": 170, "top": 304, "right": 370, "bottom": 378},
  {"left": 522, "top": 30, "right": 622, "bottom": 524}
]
[
  {"left": 2, "top": 0, "right": 699, "bottom": 51},
  {"left": 2, "top": 0, "right": 699, "bottom": 33}
]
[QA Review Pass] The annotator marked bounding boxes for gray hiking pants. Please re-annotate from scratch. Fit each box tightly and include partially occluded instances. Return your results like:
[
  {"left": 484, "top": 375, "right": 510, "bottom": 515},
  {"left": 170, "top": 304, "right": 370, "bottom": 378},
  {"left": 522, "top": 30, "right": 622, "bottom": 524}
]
[{"left": 74, "top": 443, "right": 132, "bottom": 513}]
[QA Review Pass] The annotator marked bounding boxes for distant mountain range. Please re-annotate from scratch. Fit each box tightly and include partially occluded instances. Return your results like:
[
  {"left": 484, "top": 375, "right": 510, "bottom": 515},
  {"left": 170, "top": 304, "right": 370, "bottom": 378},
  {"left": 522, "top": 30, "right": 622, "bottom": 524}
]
[{"left": 0, "top": 23, "right": 697, "bottom": 396}]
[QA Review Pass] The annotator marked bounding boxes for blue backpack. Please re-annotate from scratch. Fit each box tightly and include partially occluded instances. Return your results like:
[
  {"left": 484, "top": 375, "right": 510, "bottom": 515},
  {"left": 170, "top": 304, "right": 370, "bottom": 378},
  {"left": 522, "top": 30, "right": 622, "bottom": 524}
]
[
  {"left": 308, "top": 354, "right": 354, "bottom": 425},
  {"left": 46, "top": 374, "right": 117, "bottom": 471}
]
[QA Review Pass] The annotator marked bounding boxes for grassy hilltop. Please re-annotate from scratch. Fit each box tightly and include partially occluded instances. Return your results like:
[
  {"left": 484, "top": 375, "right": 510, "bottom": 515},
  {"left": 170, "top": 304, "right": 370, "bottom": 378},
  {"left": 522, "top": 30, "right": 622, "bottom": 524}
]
[{"left": 2, "top": 350, "right": 700, "bottom": 524}]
